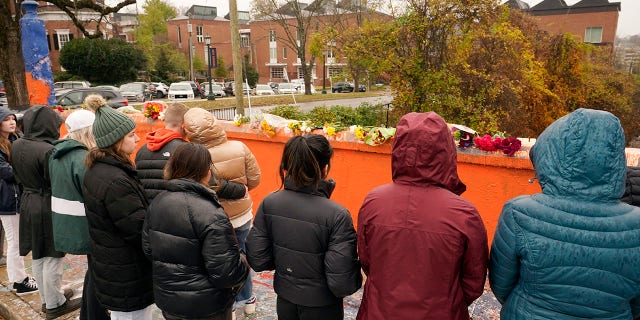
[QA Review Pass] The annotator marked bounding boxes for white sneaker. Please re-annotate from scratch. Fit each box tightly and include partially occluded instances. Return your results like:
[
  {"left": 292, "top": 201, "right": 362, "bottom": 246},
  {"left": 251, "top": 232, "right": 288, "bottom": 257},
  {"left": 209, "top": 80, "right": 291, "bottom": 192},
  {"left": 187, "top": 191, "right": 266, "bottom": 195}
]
[{"left": 244, "top": 296, "right": 256, "bottom": 315}]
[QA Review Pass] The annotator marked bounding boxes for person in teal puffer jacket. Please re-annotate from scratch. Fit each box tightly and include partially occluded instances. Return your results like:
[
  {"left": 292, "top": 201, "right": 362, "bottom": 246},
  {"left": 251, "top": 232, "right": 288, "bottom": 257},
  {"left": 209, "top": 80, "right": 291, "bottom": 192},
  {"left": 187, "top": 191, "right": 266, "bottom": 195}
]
[{"left": 489, "top": 108, "right": 640, "bottom": 320}]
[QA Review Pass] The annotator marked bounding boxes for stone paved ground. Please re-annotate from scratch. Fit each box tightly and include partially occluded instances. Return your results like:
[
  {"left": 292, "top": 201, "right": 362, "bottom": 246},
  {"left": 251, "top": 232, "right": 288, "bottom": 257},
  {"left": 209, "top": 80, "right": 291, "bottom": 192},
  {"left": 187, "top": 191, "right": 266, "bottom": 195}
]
[{"left": 0, "top": 255, "right": 501, "bottom": 319}]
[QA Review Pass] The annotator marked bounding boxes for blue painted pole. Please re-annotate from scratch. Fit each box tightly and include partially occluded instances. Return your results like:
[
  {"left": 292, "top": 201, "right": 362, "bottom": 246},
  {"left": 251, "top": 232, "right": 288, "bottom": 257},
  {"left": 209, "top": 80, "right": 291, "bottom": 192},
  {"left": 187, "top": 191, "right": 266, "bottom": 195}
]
[{"left": 20, "top": 0, "right": 55, "bottom": 106}]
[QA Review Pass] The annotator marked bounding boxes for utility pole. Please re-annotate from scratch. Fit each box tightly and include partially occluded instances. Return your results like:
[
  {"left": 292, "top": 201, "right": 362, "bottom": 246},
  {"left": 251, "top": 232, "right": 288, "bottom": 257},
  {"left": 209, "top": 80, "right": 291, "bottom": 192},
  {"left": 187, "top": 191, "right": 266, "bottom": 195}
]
[
  {"left": 229, "top": 0, "right": 244, "bottom": 115},
  {"left": 188, "top": 14, "right": 194, "bottom": 82}
]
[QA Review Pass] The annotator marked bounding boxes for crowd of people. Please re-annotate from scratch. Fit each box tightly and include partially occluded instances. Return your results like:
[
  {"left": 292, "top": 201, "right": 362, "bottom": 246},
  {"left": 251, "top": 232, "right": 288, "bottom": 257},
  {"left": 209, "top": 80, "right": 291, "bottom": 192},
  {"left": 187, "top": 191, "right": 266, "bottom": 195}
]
[{"left": 0, "top": 97, "right": 640, "bottom": 320}]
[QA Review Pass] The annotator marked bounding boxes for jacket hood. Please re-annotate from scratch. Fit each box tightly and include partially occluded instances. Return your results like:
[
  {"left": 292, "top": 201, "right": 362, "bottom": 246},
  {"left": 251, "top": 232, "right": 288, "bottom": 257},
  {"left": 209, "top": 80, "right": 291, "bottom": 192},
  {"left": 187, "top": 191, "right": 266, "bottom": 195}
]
[
  {"left": 284, "top": 176, "right": 336, "bottom": 199},
  {"left": 51, "top": 139, "right": 87, "bottom": 160},
  {"left": 392, "top": 112, "right": 466, "bottom": 195},
  {"left": 182, "top": 108, "right": 226, "bottom": 147},
  {"left": 530, "top": 108, "right": 626, "bottom": 202},
  {"left": 22, "top": 105, "right": 63, "bottom": 143},
  {"left": 145, "top": 128, "right": 183, "bottom": 151}
]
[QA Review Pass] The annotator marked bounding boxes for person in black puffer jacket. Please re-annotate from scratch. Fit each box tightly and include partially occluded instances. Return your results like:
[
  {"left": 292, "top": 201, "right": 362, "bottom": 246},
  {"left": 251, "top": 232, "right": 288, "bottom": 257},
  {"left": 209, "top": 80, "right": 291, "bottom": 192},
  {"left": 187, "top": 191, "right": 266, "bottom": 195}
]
[
  {"left": 82, "top": 99, "right": 153, "bottom": 318},
  {"left": 246, "top": 134, "right": 362, "bottom": 320},
  {"left": 622, "top": 166, "right": 640, "bottom": 206},
  {"left": 143, "top": 142, "right": 248, "bottom": 320}
]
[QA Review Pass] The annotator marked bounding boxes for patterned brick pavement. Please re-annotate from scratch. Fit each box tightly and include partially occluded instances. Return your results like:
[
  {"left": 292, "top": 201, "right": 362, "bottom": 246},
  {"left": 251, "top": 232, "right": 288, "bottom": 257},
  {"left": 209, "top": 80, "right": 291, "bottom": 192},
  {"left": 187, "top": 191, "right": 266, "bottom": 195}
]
[{"left": 0, "top": 254, "right": 501, "bottom": 320}]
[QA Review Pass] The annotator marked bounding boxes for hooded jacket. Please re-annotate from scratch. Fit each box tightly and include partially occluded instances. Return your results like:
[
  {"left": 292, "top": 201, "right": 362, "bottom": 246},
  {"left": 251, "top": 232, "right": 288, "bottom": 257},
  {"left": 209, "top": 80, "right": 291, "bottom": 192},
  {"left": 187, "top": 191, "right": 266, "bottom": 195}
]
[
  {"left": 82, "top": 155, "right": 153, "bottom": 312},
  {"left": 135, "top": 128, "right": 247, "bottom": 201},
  {"left": 142, "top": 178, "right": 248, "bottom": 318},
  {"left": 11, "top": 105, "right": 65, "bottom": 259},
  {"left": 49, "top": 139, "right": 91, "bottom": 254},
  {"left": 183, "top": 108, "right": 261, "bottom": 224},
  {"left": 246, "top": 178, "right": 362, "bottom": 307},
  {"left": 489, "top": 108, "right": 640, "bottom": 319},
  {"left": 356, "top": 112, "right": 488, "bottom": 320}
]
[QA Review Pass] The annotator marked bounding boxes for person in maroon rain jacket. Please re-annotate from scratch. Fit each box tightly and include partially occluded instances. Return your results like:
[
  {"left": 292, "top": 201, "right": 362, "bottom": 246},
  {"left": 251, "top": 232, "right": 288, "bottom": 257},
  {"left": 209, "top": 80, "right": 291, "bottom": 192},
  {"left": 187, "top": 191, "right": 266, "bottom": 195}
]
[{"left": 356, "top": 112, "right": 488, "bottom": 320}]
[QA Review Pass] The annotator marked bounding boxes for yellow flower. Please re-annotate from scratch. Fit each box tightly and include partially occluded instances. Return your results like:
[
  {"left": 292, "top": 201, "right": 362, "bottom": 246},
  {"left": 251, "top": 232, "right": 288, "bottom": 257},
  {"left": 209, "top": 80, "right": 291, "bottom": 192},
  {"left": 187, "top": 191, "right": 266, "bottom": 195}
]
[{"left": 326, "top": 126, "right": 336, "bottom": 136}]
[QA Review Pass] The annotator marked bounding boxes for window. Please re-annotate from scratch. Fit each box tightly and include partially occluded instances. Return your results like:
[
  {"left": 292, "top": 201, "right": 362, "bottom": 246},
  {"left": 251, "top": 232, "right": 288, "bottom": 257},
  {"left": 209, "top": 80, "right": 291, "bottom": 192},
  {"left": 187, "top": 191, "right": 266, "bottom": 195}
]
[
  {"left": 269, "top": 30, "right": 276, "bottom": 42},
  {"left": 53, "top": 31, "right": 72, "bottom": 51},
  {"left": 240, "top": 34, "right": 250, "bottom": 48},
  {"left": 585, "top": 27, "right": 603, "bottom": 43},
  {"left": 270, "top": 48, "right": 277, "bottom": 61},
  {"left": 178, "top": 26, "right": 182, "bottom": 44},
  {"left": 283, "top": 47, "right": 287, "bottom": 59},
  {"left": 271, "top": 67, "right": 284, "bottom": 79},
  {"left": 196, "top": 26, "right": 203, "bottom": 43},
  {"left": 328, "top": 67, "right": 343, "bottom": 78}
]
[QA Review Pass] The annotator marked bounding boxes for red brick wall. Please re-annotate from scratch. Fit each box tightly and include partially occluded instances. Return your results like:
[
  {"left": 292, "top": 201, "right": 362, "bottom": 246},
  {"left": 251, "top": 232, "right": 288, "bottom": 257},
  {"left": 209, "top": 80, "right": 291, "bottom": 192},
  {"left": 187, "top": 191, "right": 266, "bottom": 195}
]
[{"left": 532, "top": 11, "right": 619, "bottom": 44}]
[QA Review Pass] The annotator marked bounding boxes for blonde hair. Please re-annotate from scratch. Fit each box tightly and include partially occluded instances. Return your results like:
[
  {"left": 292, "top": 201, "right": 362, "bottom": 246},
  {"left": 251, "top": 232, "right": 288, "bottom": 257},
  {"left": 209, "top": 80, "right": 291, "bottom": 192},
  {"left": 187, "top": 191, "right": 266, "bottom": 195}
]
[
  {"left": 164, "top": 103, "right": 189, "bottom": 126},
  {"left": 67, "top": 126, "right": 97, "bottom": 149}
]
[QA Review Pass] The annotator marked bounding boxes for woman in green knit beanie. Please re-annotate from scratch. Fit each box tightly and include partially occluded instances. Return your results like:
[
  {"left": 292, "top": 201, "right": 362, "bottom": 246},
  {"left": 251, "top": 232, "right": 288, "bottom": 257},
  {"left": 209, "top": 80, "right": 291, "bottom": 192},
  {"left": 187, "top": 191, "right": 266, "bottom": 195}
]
[{"left": 82, "top": 98, "right": 154, "bottom": 320}]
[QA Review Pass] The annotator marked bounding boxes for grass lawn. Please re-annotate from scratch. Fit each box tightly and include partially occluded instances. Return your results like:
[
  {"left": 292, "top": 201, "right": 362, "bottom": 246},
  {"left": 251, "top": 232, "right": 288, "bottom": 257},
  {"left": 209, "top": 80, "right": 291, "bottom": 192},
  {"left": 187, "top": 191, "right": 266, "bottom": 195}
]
[{"left": 173, "top": 90, "right": 387, "bottom": 110}]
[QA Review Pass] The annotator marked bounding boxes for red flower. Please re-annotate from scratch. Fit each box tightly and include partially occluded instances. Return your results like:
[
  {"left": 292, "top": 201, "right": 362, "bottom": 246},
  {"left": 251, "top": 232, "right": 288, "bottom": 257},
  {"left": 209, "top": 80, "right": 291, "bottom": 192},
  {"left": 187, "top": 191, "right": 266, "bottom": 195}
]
[
  {"left": 57, "top": 106, "right": 63, "bottom": 113},
  {"left": 474, "top": 135, "right": 497, "bottom": 152},
  {"left": 496, "top": 137, "right": 522, "bottom": 156}
]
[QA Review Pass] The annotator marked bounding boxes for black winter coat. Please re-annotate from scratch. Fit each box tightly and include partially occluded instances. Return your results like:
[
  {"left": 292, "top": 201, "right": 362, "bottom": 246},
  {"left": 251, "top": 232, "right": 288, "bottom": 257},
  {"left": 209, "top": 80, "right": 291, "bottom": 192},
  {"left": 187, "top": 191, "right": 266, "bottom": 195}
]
[
  {"left": 11, "top": 106, "right": 64, "bottom": 259},
  {"left": 0, "top": 134, "right": 20, "bottom": 215},
  {"left": 622, "top": 166, "right": 640, "bottom": 206},
  {"left": 246, "top": 178, "right": 362, "bottom": 307},
  {"left": 135, "top": 139, "right": 246, "bottom": 201},
  {"left": 82, "top": 155, "right": 153, "bottom": 312},
  {"left": 142, "top": 178, "right": 248, "bottom": 318}
]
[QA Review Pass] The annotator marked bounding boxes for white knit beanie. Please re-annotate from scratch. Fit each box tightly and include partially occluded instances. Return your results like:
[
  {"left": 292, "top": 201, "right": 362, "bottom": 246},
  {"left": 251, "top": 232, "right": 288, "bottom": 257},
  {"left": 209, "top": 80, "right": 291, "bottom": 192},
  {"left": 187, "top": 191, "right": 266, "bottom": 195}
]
[{"left": 65, "top": 109, "right": 95, "bottom": 133}]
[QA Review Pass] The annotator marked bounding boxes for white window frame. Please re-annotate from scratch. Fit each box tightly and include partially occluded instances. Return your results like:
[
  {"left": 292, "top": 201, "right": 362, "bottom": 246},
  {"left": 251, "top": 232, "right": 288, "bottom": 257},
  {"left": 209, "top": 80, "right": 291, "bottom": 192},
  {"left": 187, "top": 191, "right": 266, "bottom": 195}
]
[
  {"left": 196, "top": 26, "right": 204, "bottom": 43},
  {"left": 56, "top": 30, "right": 71, "bottom": 50},
  {"left": 585, "top": 27, "right": 603, "bottom": 43},
  {"left": 270, "top": 47, "right": 277, "bottom": 63},
  {"left": 270, "top": 67, "right": 284, "bottom": 79}
]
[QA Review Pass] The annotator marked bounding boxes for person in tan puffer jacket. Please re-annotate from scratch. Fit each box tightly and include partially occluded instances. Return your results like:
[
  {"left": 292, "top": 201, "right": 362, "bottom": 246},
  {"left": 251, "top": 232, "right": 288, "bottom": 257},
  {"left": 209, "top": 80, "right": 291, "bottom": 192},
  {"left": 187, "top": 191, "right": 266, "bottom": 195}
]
[{"left": 183, "top": 107, "right": 261, "bottom": 315}]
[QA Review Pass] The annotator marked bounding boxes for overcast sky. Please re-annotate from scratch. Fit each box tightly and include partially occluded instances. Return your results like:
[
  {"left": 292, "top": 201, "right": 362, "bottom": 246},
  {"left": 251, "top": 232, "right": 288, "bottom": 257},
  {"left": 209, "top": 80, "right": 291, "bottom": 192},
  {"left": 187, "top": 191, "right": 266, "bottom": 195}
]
[{"left": 120, "top": 0, "right": 639, "bottom": 37}]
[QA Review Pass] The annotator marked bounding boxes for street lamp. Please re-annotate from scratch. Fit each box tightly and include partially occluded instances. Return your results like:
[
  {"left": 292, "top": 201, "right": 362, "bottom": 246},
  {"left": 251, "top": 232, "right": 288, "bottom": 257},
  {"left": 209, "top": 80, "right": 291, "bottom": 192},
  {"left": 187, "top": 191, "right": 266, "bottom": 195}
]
[
  {"left": 321, "top": 49, "right": 328, "bottom": 94},
  {"left": 205, "top": 35, "right": 215, "bottom": 101}
]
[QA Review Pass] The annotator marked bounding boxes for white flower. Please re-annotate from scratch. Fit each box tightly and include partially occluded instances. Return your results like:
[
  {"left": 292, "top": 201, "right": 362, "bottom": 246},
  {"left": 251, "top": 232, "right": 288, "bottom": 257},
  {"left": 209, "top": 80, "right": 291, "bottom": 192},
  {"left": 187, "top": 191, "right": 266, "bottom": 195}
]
[
  {"left": 349, "top": 125, "right": 357, "bottom": 133},
  {"left": 158, "top": 111, "right": 166, "bottom": 121}
]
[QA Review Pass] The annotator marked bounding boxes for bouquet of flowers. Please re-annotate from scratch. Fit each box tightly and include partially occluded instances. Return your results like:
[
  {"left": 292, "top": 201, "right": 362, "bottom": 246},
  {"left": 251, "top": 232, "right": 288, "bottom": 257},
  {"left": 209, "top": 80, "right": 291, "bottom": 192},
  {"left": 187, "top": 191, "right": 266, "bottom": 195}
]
[
  {"left": 349, "top": 125, "right": 367, "bottom": 140},
  {"left": 288, "top": 120, "right": 311, "bottom": 135},
  {"left": 363, "top": 127, "right": 396, "bottom": 146},
  {"left": 143, "top": 102, "right": 162, "bottom": 120},
  {"left": 473, "top": 134, "right": 522, "bottom": 156},
  {"left": 261, "top": 119, "right": 276, "bottom": 136}
]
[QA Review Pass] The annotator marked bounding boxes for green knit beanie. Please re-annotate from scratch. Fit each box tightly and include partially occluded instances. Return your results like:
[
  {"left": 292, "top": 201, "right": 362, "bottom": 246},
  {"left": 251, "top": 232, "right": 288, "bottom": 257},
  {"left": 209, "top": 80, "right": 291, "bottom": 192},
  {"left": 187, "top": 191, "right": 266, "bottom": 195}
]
[{"left": 86, "top": 97, "right": 135, "bottom": 148}]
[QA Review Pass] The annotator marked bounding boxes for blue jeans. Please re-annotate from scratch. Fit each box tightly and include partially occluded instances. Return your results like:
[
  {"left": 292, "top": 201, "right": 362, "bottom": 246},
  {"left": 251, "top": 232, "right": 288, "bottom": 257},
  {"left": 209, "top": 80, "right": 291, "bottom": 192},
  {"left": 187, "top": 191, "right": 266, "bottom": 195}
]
[{"left": 235, "top": 221, "right": 253, "bottom": 302}]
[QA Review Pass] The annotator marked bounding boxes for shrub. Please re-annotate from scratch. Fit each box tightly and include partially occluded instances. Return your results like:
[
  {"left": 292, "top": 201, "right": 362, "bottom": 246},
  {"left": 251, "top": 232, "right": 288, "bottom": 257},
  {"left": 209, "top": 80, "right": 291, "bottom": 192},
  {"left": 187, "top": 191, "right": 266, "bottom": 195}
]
[
  {"left": 264, "top": 105, "right": 306, "bottom": 120},
  {"left": 307, "top": 106, "right": 334, "bottom": 128}
]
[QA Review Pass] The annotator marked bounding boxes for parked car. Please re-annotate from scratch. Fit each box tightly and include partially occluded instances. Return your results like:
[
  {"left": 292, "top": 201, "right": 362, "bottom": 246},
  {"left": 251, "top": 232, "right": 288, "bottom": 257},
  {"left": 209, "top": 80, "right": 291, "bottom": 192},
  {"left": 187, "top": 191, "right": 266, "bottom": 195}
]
[
  {"left": 253, "top": 84, "right": 275, "bottom": 95},
  {"left": 180, "top": 81, "right": 202, "bottom": 98},
  {"left": 223, "top": 81, "right": 235, "bottom": 96},
  {"left": 95, "top": 85, "right": 120, "bottom": 92},
  {"left": 168, "top": 82, "right": 195, "bottom": 100},
  {"left": 233, "top": 83, "right": 251, "bottom": 96},
  {"left": 202, "top": 84, "right": 226, "bottom": 98},
  {"left": 119, "top": 82, "right": 151, "bottom": 102},
  {"left": 277, "top": 83, "right": 298, "bottom": 94},
  {"left": 55, "top": 88, "right": 128, "bottom": 109},
  {"left": 267, "top": 82, "right": 279, "bottom": 92},
  {"left": 331, "top": 82, "right": 354, "bottom": 93},
  {"left": 357, "top": 84, "right": 367, "bottom": 92},
  {"left": 54, "top": 81, "right": 91, "bottom": 90},
  {"left": 152, "top": 82, "right": 169, "bottom": 98}
]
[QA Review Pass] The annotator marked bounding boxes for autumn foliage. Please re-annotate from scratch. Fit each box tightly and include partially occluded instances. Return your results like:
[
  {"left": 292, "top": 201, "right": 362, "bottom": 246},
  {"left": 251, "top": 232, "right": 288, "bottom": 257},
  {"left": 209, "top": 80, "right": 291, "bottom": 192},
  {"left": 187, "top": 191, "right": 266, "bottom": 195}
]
[{"left": 338, "top": 0, "right": 638, "bottom": 142}]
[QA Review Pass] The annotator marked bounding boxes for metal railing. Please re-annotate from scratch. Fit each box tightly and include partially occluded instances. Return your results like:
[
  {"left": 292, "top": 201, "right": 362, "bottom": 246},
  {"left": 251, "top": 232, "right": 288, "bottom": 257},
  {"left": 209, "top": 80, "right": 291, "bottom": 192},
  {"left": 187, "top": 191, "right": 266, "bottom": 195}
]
[{"left": 209, "top": 107, "right": 237, "bottom": 121}]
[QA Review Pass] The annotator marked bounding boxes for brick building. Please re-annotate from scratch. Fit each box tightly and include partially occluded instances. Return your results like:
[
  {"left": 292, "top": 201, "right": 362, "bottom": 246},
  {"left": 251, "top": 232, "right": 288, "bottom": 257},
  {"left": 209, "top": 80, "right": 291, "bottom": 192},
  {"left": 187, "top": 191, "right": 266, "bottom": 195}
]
[
  {"left": 166, "top": 3, "right": 382, "bottom": 86},
  {"left": 10, "top": 1, "right": 137, "bottom": 72},
  {"left": 166, "top": 6, "right": 251, "bottom": 82},
  {"left": 508, "top": 0, "right": 621, "bottom": 46}
]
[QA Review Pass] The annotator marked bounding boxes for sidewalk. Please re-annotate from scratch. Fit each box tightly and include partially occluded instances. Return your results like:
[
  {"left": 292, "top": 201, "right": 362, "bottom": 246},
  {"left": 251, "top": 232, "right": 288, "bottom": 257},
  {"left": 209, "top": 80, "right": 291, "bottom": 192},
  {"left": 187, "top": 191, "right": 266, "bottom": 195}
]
[{"left": 0, "top": 254, "right": 501, "bottom": 320}]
